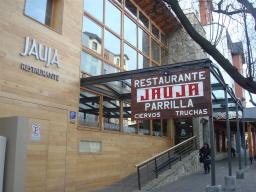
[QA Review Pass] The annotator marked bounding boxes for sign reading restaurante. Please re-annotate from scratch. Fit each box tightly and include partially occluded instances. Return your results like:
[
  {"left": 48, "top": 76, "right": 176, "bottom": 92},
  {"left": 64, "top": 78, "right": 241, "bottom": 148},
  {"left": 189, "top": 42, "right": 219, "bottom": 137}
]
[{"left": 131, "top": 67, "right": 212, "bottom": 120}]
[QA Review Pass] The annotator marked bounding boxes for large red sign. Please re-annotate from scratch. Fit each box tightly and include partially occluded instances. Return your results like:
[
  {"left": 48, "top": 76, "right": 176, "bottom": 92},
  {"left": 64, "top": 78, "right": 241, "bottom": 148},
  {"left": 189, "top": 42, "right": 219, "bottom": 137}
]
[{"left": 131, "top": 68, "right": 212, "bottom": 120}]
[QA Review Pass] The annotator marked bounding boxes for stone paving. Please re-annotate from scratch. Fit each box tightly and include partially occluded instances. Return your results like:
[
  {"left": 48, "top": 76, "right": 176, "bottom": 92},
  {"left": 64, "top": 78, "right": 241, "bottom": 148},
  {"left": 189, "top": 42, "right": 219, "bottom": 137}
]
[
  {"left": 98, "top": 157, "right": 256, "bottom": 192},
  {"left": 148, "top": 158, "right": 256, "bottom": 192}
]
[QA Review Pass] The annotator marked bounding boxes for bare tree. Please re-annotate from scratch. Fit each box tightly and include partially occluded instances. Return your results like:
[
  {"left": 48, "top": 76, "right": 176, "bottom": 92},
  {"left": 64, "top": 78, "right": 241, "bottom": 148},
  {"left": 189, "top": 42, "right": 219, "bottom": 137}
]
[{"left": 162, "top": 0, "right": 256, "bottom": 94}]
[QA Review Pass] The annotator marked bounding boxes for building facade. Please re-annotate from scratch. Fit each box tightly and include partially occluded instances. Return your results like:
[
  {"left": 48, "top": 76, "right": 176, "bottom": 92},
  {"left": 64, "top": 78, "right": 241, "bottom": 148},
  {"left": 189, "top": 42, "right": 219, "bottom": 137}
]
[{"left": 0, "top": 0, "right": 211, "bottom": 191}]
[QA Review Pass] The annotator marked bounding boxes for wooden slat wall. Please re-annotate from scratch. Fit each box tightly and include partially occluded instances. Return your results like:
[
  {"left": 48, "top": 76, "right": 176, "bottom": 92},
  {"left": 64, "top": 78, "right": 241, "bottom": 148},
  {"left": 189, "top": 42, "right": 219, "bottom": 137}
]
[{"left": 65, "top": 128, "right": 173, "bottom": 192}]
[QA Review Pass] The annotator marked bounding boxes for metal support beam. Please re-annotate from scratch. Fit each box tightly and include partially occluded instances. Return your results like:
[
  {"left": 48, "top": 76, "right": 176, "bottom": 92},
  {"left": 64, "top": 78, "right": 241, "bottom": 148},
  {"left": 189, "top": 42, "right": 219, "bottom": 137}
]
[
  {"left": 242, "top": 120, "right": 247, "bottom": 167},
  {"left": 225, "top": 87, "right": 232, "bottom": 176},
  {"left": 209, "top": 115, "right": 216, "bottom": 186},
  {"left": 81, "top": 59, "right": 211, "bottom": 86},
  {"left": 236, "top": 102, "right": 242, "bottom": 170}
]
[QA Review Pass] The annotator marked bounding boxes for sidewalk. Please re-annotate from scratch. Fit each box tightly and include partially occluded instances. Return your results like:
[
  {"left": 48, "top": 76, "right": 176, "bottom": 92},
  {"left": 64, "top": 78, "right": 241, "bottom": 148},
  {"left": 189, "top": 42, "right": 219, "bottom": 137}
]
[{"left": 148, "top": 158, "right": 256, "bottom": 192}]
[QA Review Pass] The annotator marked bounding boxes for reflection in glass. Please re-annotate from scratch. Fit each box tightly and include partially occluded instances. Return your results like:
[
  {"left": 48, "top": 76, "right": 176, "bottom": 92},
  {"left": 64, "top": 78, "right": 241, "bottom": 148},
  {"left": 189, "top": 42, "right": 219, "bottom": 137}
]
[
  {"left": 152, "top": 62, "right": 159, "bottom": 67},
  {"left": 153, "top": 120, "right": 161, "bottom": 136},
  {"left": 25, "top": 0, "right": 52, "bottom": 26},
  {"left": 105, "top": 0, "right": 121, "bottom": 35},
  {"left": 124, "top": 15, "right": 137, "bottom": 47},
  {"left": 152, "top": 24, "right": 159, "bottom": 39},
  {"left": 125, "top": 0, "right": 137, "bottom": 18},
  {"left": 103, "top": 97, "right": 120, "bottom": 131},
  {"left": 161, "top": 33, "right": 168, "bottom": 46},
  {"left": 104, "top": 30, "right": 121, "bottom": 66},
  {"left": 151, "top": 40, "right": 160, "bottom": 62},
  {"left": 82, "top": 17, "right": 102, "bottom": 54},
  {"left": 84, "top": 0, "right": 103, "bottom": 22},
  {"left": 161, "top": 48, "right": 168, "bottom": 65},
  {"left": 139, "top": 11, "right": 149, "bottom": 28},
  {"left": 138, "top": 54, "right": 149, "bottom": 69},
  {"left": 123, "top": 102, "right": 136, "bottom": 134},
  {"left": 103, "top": 63, "right": 120, "bottom": 74},
  {"left": 124, "top": 44, "right": 137, "bottom": 71},
  {"left": 138, "top": 27, "right": 149, "bottom": 55},
  {"left": 81, "top": 51, "right": 102, "bottom": 75},
  {"left": 163, "top": 119, "right": 168, "bottom": 136},
  {"left": 79, "top": 91, "right": 100, "bottom": 128},
  {"left": 138, "top": 121, "right": 150, "bottom": 135}
]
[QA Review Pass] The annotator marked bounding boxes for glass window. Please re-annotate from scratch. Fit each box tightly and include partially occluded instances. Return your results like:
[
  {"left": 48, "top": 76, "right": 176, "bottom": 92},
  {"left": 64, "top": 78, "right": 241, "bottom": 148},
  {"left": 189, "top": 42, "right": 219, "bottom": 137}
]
[
  {"left": 25, "top": 0, "right": 52, "bottom": 26},
  {"left": 124, "top": 15, "right": 137, "bottom": 47},
  {"left": 105, "top": 0, "right": 121, "bottom": 35},
  {"left": 151, "top": 40, "right": 160, "bottom": 63},
  {"left": 84, "top": 0, "right": 103, "bottom": 22},
  {"left": 138, "top": 54, "right": 149, "bottom": 69},
  {"left": 79, "top": 91, "right": 100, "bottom": 127},
  {"left": 103, "top": 63, "right": 120, "bottom": 74},
  {"left": 125, "top": 0, "right": 137, "bottom": 18},
  {"left": 123, "top": 102, "right": 137, "bottom": 134},
  {"left": 104, "top": 30, "right": 121, "bottom": 66},
  {"left": 163, "top": 119, "right": 168, "bottom": 137},
  {"left": 82, "top": 16, "right": 102, "bottom": 54},
  {"left": 139, "top": 11, "right": 149, "bottom": 28},
  {"left": 138, "top": 120, "right": 150, "bottom": 135},
  {"left": 81, "top": 51, "right": 102, "bottom": 75},
  {"left": 152, "top": 24, "right": 159, "bottom": 39},
  {"left": 79, "top": 140, "right": 101, "bottom": 153},
  {"left": 138, "top": 27, "right": 149, "bottom": 56},
  {"left": 103, "top": 97, "right": 120, "bottom": 131},
  {"left": 161, "top": 33, "right": 168, "bottom": 46},
  {"left": 153, "top": 120, "right": 161, "bottom": 136},
  {"left": 161, "top": 48, "right": 168, "bottom": 65},
  {"left": 92, "top": 42, "right": 97, "bottom": 51},
  {"left": 152, "top": 62, "right": 159, "bottom": 67},
  {"left": 124, "top": 44, "right": 137, "bottom": 71},
  {"left": 116, "top": 0, "right": 122, "bottom": 4}
]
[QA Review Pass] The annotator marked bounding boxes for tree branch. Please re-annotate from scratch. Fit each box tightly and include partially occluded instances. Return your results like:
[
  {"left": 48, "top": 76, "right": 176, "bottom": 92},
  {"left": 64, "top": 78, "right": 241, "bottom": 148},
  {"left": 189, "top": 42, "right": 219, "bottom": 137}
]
[
  {"left": 249, "top": 92, "right": 256, "bottom": 106},
  {"left": 213, "top": 9, "right": 245, "bottom": 15},
  {"left": 163, "top": 0, "right": 256, "bottom": 94},
  {"left": 237, "top": 0, "right": 256, "bottom": 30}
]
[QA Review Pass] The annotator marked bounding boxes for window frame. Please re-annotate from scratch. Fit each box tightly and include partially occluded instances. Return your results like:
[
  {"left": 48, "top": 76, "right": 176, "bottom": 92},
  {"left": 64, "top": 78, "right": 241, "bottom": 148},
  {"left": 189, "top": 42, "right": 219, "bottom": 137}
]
[
  {"left": 23, "top": 0, "right": 63, "bottom": 33},
  {"left": 80, "top": 0, "right": 171, "bottom": 138}
]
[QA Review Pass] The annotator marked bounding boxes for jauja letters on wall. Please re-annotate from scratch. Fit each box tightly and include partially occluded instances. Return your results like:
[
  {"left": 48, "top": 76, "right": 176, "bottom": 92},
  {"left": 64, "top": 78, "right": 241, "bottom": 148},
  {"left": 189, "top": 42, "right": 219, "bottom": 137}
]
[{"left": 131, "top": 67, "right": 212, "bottom": 120}]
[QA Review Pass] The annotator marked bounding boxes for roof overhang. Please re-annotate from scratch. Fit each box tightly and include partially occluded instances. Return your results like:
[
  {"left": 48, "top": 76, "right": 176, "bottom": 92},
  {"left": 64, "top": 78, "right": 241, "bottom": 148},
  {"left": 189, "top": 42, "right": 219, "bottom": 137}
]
[
  {"left": 80, "top": 59, "right": 244, "bottom": 119},
  {"left": 242, "top": 107, "right": 256, "bottom": 122}
]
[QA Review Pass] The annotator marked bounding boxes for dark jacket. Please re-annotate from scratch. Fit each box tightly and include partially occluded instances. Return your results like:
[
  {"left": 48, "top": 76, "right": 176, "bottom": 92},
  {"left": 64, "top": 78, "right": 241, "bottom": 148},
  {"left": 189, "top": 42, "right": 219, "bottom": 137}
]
[{"left": 199, "top": 146, "right": 211, "bottom": 163}]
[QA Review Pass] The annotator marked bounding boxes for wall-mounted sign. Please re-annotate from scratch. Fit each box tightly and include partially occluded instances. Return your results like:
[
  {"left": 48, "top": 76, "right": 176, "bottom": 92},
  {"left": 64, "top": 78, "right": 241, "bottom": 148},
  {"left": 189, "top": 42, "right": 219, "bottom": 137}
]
[
  {"left": 70, "top": 111, "right": 77, "bottom": 124},
  {"left": 131, "top": 67, "right": 212, "bottom": 120},
  {"left": 20, "top": 36, "right": 60, "bottom": 67},
  {"left": 31, "top": 124, "right": 41, "bottom": 141},
  {"left": 19, "top": 36, "right": 60, "bottom": 81}
]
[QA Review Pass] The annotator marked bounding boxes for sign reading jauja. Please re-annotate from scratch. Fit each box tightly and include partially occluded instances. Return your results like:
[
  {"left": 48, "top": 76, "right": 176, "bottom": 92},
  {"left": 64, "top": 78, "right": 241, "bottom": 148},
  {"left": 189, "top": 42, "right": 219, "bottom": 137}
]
[{"left": 131, "top": 67, "right": 212, "bottom": 120}]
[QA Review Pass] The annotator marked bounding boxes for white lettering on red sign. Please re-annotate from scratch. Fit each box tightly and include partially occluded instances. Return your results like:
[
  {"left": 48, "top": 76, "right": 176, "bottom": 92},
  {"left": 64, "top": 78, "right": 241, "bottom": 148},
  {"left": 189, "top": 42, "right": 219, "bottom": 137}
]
[{"left": 136, "top": 82, "right": 203, "bottom": 102}]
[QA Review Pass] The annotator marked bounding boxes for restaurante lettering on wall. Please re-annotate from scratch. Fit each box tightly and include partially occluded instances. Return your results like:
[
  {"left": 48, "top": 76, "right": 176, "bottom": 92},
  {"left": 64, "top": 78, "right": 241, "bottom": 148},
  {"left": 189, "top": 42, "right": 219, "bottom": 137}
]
[{"left": 131, "top": 69, "right": 212, "bottom": 120}]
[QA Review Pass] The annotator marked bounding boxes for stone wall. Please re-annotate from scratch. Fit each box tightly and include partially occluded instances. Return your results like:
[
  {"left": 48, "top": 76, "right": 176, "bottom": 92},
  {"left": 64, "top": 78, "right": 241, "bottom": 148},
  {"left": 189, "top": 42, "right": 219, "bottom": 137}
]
[
  {"left": 137, "top": 150, "right": 202, "bottom": 192},
  {"left": 167, "top": 13, "right": 207, "bottom": 64}
]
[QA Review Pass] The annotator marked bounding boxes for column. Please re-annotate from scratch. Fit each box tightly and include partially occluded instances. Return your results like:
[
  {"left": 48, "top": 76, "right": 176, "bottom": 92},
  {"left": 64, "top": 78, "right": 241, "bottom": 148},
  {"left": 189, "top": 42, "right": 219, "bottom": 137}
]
[
  {"left": 222, "top": 131, "right": 226, "bottom": 152},
  {"left": 247, "top": 123, "right": 253, "bottom": 163},
  {"left": 252, "top": 128, "right": 256, "bottom": 160},
  {"left": 216, "top": 130, "right": 220, "bottom": 152}
]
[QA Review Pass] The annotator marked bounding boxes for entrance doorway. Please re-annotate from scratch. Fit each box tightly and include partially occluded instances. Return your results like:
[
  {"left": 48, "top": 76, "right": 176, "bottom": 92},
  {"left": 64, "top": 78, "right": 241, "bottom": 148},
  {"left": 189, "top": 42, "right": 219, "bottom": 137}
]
[{"left": 174, "top": 118, "right": 193, "bottom": 144}]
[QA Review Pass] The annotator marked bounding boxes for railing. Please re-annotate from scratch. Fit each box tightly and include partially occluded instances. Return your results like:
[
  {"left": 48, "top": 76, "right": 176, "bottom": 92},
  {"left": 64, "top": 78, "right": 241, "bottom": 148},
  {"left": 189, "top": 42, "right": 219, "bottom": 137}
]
[{"left": 135, "top": 136, "right": 198, "bottom": 190}]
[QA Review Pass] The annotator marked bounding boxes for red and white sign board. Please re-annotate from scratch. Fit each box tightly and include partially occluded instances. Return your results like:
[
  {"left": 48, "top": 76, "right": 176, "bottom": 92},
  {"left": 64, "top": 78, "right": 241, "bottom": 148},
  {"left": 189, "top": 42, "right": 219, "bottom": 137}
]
[{"left": 131, "top": 68, "right": 212, "bottom": 120}]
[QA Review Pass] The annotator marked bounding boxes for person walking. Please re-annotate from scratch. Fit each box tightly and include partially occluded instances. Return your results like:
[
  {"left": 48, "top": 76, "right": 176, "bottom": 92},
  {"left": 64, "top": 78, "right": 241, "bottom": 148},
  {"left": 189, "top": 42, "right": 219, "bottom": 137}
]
[{"left": 199, "top": 143, "right": 211, "bottom": 174}]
